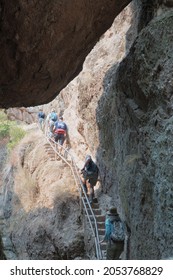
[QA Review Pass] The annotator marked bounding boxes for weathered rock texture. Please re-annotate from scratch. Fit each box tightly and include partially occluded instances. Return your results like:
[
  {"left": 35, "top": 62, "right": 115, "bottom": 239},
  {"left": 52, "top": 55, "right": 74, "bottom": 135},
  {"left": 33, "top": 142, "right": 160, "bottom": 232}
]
[
  {"left": 1, "top": 0, "right": 173, "bottom": 260},
  {"left": 6, "top": 107, "right": 37, "bottom": 124},
  {"left": 1, "top": 131, "right": 84, "bottom": 259},
  {"left": 112, "top": 10, "right": 173, "bottom": 259},
  {"left": 0, "top": 0, "right": 131, "bottom": 108},
  {"left": 0, "top": 3, "right": 136, "bottom": 260},
  {"left": 44, "top": 3, "right": 138, "bottom": 169},
  {"left": 44, "top": 2, "right": 173, "bottom": 259}
]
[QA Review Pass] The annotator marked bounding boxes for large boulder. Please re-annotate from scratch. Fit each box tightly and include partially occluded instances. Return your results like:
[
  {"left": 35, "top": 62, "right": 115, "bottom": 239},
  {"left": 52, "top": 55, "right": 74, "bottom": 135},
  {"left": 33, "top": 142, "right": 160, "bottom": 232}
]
[{"left": 0, "top": 0, "right": 131, "bottom": 108}]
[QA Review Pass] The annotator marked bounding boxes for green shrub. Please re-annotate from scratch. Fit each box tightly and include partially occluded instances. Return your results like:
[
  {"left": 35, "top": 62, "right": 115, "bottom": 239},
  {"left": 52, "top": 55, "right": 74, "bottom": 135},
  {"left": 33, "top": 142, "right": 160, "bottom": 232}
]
[
  {"left": 0, "top": 111, "right": 10, "bottom": 138},
  {"left": 0, "top": 123, "right": 10, "bottom": 138},
  {"left": 0, "top": 110, "right": 8, "bottom": 122},
  {"left": 7, "top": 126, "right": 26, "bottom": 151},
  {"left": 0, "top": 110, "right": 26, "bottom": 150}
]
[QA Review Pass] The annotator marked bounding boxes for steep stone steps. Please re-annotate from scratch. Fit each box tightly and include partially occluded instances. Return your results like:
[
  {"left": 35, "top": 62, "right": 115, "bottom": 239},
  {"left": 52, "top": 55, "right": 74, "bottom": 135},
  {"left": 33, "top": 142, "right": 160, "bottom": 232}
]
[
  {"left": 97, "top": 222, "right": 105, "bottom": 229},
  {"left": 100, "top": 242, "right": 107, "bottom": 250},
  {"left": 85, "top": 208, "right": 101, "bottom": 216},
  {"left": 44, "top": 140, "right": 107, "bottom": 259},
  {"left": 44, "top": 143, "right": 59, "bottom": 161},
  {"left": 84, "top": 199, "right": 107, "bottom": 259},
  {"left": 98, "top": 228, "right": 105, "bottom": 235},
  {"left": 44, "top": 143, "right": 69, "bottom": 162}
]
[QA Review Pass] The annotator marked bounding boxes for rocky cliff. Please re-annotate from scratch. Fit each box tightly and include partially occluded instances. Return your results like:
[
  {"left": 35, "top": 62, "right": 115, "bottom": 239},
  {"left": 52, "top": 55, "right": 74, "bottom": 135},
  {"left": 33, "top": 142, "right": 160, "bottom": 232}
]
[
  {"left": 113, "top": 9, "right": 173, "bottom": 259},
  {"left": 44, "top": 1, "right": 173, "bottom": 259},
  {"left": 1, "top": 0, "right": 173, "bottom": 260},
  {"left": 1, "top": 129, "right": 84, "bottom": 260}
]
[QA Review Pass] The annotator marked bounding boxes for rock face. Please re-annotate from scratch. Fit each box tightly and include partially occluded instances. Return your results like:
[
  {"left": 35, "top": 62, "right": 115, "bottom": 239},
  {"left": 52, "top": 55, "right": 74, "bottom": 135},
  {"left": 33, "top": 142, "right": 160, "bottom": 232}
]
[
  {"left": 44, "top": 3, "right": 138, "bottom": 168},
  {"left": 6, "top": 107, "right": 37, "bottom": 124},
  {"left": 113, "top": 10, "right": 173, "bottom": 259},
  {"left": 0, "top": 4, "right": 136, "bottom": 260},
  {"left": 1, "top": 1, "right": 173, "bottom": 260},
  {"left": 1, "top": 131, "right": 84, "bottom": 259},
  {"left": 44, "top": 3, "right": 173, "bottom": 259},
  {"left": 0, "top": 0, "right": 131, "bottom": 108}
]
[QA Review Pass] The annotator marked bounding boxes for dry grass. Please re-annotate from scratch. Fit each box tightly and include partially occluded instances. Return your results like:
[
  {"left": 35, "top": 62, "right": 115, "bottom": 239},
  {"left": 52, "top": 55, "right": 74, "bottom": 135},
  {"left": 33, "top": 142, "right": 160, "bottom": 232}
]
[
  {"left": 7, "top": 129, "right": 78, "bottom": 213},
  {"left": 13, "top": 166, "right": 39, "bottom": 212}
]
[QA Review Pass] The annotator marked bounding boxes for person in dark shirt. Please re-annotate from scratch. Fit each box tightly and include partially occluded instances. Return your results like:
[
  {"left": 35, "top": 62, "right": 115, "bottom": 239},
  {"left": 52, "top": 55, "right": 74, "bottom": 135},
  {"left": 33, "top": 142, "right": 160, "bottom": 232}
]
[{"left": 81, "top": 155, "right": 99, "bottom": 203}]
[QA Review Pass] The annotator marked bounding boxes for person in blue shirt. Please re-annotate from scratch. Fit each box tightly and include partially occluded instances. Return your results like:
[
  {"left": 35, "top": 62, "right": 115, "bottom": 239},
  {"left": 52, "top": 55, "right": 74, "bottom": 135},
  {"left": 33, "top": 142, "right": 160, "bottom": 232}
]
[
  {"left": 37, "top": 108, "right": 45, "bottom": 131},
  {"left": 54, "top": 116, "right": 67, "bottom": 153},
  {"left": 100, "top": 207, "right": 125, "bottom": 260},
  {"left": 46, "top": 108, "right": 58, "bottom": 139}
]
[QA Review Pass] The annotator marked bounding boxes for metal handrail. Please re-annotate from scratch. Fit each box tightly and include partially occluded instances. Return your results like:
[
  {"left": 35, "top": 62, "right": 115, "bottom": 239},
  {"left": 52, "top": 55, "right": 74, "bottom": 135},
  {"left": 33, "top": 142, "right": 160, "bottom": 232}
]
[{"left": 43, "top": 130, "right": 103, "bottom": 259}]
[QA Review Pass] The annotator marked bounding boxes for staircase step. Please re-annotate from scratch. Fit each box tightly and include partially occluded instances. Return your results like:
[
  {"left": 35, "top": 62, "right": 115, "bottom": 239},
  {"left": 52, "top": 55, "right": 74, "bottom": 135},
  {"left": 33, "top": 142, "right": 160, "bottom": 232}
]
[
  {"left": 88, "top": 215, "right": 105, "bottom": 222},
  {"left": 97, "top": 222, "right": 105, "bottom": 229},
  {"left": 98, "top": 228, "right": 105, "bottom": 235},
  {"left": 100, "top": 242, "right": 107, "bottom": 250},
  {"left": 86, "top": 209, "right": 101, "bottom": 216},
  {"left": 91, "top": 203, "right": 99, "bottom": 209},
  {"left": 93, "top": 209, "right": 101, "bottom": 215},
  {"left": 84, "top": 201, "right": 100, "bottom": 210},
  {"left": 102, "top": 250, "right": 107, "bottom": 260},
  {"left": 44, "top": 143, "right": 51, "bottom": 146},
  {"left": 95, "top": 215, "right": 105, "bottom": 222},
  {"left": 46, "top": 150, "right": 55, "bottom": 154},
  {"left": 45, "top": 146, "right": 55, "bottom": 151},
  {"left": 47, "top": 154, "right": 57, "bottom": 158}
]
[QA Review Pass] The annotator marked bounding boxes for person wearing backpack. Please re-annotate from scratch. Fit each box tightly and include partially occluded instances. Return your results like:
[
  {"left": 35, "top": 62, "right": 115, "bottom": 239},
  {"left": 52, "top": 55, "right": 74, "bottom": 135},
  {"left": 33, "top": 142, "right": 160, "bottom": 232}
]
[
  {"left": 46, "top": 108, "right": 58, "bottom": 123},
  {"left": 54, "top": 116, "right": 67, "bottom": 153},
  {"left": 81, "top": 155, "right": 99, "bottom": 204},
  {"left": 46, "top": 108, "right": 58, "bottom": 139},
  {"left": 100, "top": 207, "right": 125, "bottom": 260},
  {"left": 38, "top": 108, "right": 45, "bottom": 131},
  {"left": 50, "top": 108, "right": 58, "bottom": 122}
]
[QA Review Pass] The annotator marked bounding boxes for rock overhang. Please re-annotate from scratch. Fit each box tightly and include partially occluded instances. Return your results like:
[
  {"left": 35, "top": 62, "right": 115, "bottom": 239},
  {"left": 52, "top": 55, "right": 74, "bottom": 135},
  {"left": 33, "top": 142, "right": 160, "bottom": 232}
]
[{"left": 0, "top": 0, "right": 131, "bottom": 108}]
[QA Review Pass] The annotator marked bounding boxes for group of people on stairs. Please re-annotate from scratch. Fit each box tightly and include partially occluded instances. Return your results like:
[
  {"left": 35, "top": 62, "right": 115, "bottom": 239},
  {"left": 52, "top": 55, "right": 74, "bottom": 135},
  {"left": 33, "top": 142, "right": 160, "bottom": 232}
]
[
  {"left": 38, "top": 107, "right": 68, "bottom": 153},
  {"left": 38, "top": 107, "right": 125, "bottom": 260}
]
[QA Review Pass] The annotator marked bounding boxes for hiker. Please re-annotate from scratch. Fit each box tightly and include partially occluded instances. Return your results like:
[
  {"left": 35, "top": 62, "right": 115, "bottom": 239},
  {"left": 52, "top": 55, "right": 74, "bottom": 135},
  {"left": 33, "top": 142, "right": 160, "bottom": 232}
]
[
  {"left": 54, "top": 116, "right": 67, "bottom": 153},
  {"left": 81, "top": 155, "right": 99, "bottom": 204},
  {"left": 37, "top": 108, "right": 45, "bottom": 131},
  {"left": 46, "top": 108, "right": 58, "bottom": 139},
  {"left": 47, "top": 108, "right": 58, "bottom": 123},
  {"left": 100, "top": 207, "right": 125, "bottom": 260}
]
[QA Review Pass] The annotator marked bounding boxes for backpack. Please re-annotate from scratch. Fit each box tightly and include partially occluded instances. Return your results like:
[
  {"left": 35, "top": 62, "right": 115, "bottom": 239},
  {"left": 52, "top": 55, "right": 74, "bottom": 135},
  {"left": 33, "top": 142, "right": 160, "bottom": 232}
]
[
  {"left": 50, "top": 112, "right": 57, "bottom": 121},
  {"left": 86, "top": 160, "right": 98, "bottom": 175},
  {"left": 110, "top": 218, "right": 125, "bottom": 242}
]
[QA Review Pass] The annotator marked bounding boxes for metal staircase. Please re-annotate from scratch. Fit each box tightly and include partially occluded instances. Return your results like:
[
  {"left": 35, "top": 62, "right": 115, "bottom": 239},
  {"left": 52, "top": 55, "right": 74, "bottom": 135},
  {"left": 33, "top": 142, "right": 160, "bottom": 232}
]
[{"left": 43, "top": 135, "right": 106, "bottom": 259}]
